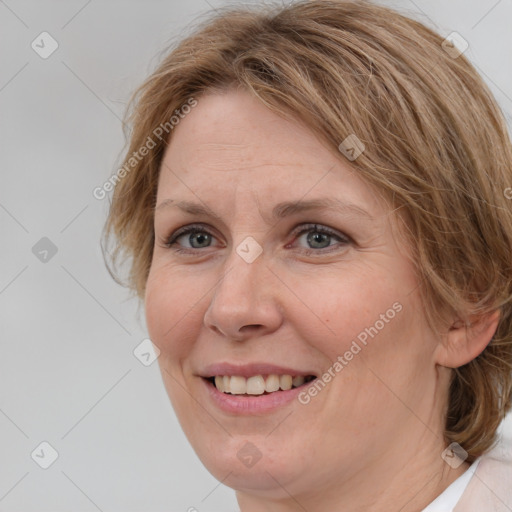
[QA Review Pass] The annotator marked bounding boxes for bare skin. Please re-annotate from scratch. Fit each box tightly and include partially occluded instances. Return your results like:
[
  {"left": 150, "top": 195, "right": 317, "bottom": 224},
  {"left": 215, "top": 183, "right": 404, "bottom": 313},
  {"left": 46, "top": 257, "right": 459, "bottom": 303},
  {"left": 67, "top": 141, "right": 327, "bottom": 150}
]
[{"left": 145, "top": 87, "right": 497, "bottom": 511}]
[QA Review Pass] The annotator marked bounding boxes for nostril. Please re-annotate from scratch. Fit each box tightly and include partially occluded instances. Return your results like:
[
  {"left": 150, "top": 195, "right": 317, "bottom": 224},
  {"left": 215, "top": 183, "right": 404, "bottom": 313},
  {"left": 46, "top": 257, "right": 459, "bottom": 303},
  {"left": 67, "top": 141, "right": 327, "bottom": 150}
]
[{"left": 240, "top": 324, "right": 264, "bottom": 331}]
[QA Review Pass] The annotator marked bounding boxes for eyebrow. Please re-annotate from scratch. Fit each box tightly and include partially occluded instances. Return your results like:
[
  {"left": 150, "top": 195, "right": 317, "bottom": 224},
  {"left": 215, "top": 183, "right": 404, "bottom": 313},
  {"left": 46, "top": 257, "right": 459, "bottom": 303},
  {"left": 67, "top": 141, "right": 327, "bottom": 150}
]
[{"left": 155, "top": 198, "right": 373, "bottom": 221}]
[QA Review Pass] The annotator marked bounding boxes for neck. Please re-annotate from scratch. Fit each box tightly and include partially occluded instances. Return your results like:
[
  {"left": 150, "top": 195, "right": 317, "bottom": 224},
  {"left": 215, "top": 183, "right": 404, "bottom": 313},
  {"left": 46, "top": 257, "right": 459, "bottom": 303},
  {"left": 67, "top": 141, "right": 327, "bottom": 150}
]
[{"left": 236, "top": 431, "right": 470, "bottom": 512}]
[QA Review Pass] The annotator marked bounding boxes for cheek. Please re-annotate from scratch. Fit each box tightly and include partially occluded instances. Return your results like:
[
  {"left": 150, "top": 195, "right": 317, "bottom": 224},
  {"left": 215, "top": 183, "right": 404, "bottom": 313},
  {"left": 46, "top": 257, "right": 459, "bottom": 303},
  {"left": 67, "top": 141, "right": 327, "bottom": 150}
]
[
  {"left": 145, "top": 266, "right": 209, "bottom": 422},
  {"left": 284, "top": 261, "right": 428, "bottom": 379},
  {"left": 284, "top": 268, "right": 404, "bottom": 354},
  {"left": 144, "top": 264, "right": 206, "bottom": 361}
]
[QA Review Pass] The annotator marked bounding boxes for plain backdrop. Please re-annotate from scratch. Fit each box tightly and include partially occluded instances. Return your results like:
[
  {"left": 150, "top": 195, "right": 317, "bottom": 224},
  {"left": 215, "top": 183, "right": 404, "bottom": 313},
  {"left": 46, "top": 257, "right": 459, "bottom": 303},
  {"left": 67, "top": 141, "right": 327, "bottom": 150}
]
[{"left": 1, "top": 0, "right": 511, "bottom": 511}]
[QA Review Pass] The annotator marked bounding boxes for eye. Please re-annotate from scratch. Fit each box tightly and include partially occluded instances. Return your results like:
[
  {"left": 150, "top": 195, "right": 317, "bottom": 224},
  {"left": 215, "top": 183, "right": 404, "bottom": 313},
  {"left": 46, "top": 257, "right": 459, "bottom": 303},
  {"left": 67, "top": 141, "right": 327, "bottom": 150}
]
[
  {"left": 289, "top": 224, "right": 350, "bottom": 252},
  {"left": 164, "top": 224, "right": 219, "bottom": 251},
  {"left": 161, "top": 222, "right": 351, "bottom": 255}
]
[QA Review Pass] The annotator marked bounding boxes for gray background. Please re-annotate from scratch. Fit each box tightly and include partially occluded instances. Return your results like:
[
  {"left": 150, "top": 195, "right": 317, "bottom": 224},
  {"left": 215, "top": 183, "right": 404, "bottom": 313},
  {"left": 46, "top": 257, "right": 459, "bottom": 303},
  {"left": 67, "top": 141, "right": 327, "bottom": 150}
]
[{"left": 1, "top": 0, "right": 511, "bottom": 511}]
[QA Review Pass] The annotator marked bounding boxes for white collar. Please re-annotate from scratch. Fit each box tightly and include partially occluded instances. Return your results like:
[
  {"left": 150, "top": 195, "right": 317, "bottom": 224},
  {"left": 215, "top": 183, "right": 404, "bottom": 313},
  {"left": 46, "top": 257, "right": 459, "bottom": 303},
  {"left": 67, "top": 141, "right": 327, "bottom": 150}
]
[{"left": 421, "top": 458, "right": 481, "bottom": 512}]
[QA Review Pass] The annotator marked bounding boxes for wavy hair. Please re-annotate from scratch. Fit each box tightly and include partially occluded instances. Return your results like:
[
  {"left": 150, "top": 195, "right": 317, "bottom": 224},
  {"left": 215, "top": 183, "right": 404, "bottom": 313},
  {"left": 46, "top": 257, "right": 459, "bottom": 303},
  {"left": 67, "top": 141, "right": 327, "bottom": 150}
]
[{"left": 103, "top": 0, "right": 512, "bottom": 462}]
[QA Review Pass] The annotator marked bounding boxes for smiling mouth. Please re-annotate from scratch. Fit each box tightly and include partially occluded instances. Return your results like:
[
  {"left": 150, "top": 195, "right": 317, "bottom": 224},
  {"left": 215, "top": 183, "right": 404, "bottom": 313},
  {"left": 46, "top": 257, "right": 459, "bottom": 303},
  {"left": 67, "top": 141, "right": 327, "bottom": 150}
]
[{"left": 205, "top": 374, "right": 317, "bottom": 396}]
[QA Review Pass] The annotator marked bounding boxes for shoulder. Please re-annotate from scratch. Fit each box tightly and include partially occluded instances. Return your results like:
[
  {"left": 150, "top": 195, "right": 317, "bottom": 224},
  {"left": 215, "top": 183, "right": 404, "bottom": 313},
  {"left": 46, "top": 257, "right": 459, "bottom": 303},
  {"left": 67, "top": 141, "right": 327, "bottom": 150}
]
[{"left": 454, "top": 444, "right": 512, "bottom": 511}]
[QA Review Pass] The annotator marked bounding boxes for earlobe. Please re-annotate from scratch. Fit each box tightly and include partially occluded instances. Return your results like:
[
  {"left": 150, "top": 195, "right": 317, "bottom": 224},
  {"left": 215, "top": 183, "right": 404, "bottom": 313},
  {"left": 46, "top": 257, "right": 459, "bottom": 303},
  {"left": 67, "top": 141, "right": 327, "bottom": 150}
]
[{"left": 434, "top": 309, "right": 501, "bottom": 368}]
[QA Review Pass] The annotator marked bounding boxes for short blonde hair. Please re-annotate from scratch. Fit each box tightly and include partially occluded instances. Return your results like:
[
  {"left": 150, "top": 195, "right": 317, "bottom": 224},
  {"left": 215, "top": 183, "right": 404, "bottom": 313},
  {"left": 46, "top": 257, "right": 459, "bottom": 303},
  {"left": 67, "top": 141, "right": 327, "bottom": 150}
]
[{"left": 104, "top": 0, "right": 512, "bottom": 462}]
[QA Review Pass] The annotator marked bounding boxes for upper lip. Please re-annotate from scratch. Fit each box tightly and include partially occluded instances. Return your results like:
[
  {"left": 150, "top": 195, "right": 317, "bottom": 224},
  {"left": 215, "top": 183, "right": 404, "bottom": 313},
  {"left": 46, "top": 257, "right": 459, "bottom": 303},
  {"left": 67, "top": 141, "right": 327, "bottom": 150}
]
[{"left": 199, "top": 362, "right": 318, "bottom": 379}]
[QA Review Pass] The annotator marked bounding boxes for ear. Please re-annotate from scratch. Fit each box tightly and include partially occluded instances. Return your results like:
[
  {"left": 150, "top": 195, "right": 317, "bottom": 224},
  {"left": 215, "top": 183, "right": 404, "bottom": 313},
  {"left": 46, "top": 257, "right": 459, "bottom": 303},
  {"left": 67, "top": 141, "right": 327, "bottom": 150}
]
[{"left": 434, "top": 309, "right": 501, "bottom": 368}]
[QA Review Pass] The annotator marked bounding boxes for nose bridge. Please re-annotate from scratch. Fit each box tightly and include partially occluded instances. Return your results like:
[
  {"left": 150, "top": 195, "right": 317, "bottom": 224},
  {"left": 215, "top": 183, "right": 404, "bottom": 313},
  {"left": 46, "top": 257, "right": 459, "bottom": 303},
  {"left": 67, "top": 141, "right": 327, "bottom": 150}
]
[
  {"left": 203, "top": 242, "right": 282, "bottom": 338},
  {"left": 218, "top": 230, "right": 267, "bottom": 296},
  {"left": 213, "top": 246, "right": 267, "bottom": 313}
]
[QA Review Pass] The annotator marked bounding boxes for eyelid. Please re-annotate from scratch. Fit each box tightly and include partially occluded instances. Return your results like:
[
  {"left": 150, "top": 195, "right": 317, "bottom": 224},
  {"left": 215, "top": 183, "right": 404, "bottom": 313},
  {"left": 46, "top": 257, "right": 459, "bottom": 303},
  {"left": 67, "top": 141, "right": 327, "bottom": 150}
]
[
  {"left": 289, "top": 223, "right": 350, "bottom": 242},
  {"left": 165, "top": 223, "right": 220, "bottom": 247},
  {"left": 162, "top": 222, "right": 351, "bottom": 256},
  {"left": 285, "top": 224, "right": 352, "bottom": 255}
]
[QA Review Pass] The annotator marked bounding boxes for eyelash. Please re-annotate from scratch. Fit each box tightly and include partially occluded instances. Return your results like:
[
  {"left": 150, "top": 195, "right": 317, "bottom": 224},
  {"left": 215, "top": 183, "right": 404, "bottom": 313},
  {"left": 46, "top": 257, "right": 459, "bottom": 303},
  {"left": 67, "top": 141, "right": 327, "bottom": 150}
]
[{"left": 163, "top": 223, "right": 351, "bottom": 255}]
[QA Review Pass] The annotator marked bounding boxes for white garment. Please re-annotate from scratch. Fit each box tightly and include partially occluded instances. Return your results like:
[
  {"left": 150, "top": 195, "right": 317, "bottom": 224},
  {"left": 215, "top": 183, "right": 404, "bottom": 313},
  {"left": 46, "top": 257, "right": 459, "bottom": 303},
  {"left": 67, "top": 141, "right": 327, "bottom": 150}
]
[
  {"left": 422, "top": 442, "right": 512, "bottom": 512},
  {"left": 453, "top": 445, "right": 512, "bottom": 512},
  {"left": 421, "top": 458, "right": 480, "bottom": 512},
  {"left": 233, "top": 438, "right": 512, "bottom": 511}
]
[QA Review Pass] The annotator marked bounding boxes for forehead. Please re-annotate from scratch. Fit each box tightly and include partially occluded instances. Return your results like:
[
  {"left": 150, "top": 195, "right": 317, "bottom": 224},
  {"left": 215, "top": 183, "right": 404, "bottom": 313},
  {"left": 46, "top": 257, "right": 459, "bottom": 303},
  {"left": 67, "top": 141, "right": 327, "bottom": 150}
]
[
  {"left": 163, "top": 89, "right": 330, "bottom": 174},
  {"left": 156, "top": 89, "right": 386, "bottom": 218}
]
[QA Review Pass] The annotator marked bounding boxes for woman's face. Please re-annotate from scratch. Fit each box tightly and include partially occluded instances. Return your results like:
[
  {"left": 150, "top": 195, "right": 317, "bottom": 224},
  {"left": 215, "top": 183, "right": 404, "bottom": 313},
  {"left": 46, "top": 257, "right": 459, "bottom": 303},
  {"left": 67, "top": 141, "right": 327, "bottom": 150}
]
[{"left": 145, "top": 88, "right": 447, "bottom": 502}]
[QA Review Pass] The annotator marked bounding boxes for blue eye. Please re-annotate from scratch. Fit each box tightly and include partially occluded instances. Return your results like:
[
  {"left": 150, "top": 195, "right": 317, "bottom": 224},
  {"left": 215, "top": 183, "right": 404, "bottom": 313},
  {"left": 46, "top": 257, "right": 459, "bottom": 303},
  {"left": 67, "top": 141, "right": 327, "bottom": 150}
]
[
  {"left": 292, "top": 224, "right": 349, "bottom": 252},
  {"left": 163, "top": 223, "right": 350, "bottom": 254},
  {"left": 165, "top": 225, "right": 217, "bottom": 250}
]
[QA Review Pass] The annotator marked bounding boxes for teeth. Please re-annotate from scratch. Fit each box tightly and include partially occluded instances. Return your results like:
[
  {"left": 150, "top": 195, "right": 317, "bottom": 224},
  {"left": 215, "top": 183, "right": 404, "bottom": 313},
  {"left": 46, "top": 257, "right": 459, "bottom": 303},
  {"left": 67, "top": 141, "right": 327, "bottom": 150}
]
[
  {"left": 280, "top": 374, "right": 292, "bottom": 391},
  {"left": 266, "top": 374, "right": 280, "bottom": 392},
  {"left": 223, "top": 375, "right": 230, "bottom": 393},
  {"left": 247, "top": 376, "right": 266, "bottom": 395},
  {"left": 292, "top": 376, "right": 305, "bottom": 387},
  {"left": 211, "top": 374, "right": 313, "bottom": 395},
  {"left": 230, "top": 376, "right": 246, "bottom": 394}
]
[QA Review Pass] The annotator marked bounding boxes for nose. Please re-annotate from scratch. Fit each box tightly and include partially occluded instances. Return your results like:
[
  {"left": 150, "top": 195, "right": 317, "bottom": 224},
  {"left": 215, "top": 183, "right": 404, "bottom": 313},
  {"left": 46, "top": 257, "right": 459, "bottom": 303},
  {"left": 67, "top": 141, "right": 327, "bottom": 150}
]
[{"left": 203, "top": 250, "right": 283, "bottom": 341}]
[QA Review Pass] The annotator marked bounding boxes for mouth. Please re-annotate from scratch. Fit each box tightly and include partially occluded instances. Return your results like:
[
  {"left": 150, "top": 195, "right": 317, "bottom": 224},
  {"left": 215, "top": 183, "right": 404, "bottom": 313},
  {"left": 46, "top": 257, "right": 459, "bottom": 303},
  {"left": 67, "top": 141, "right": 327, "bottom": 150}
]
[{"left": 204, "top": 374, "right": 317, "bottom": 396}]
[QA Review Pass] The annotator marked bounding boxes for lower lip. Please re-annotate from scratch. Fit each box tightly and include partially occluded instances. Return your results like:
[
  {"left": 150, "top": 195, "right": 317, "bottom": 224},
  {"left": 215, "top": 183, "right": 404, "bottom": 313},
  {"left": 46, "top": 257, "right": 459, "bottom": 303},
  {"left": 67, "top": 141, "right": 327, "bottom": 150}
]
[{"left": 201, "top": 377, "right": 313, "bottom": 414}]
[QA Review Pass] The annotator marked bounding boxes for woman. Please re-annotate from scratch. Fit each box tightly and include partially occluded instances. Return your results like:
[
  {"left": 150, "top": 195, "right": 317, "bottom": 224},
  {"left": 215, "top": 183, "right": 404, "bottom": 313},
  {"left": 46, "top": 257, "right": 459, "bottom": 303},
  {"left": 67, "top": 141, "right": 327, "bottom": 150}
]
[{"left": 103, "top": 1, "right": 512, "bottom": 510}]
